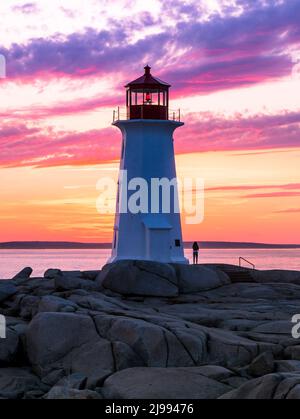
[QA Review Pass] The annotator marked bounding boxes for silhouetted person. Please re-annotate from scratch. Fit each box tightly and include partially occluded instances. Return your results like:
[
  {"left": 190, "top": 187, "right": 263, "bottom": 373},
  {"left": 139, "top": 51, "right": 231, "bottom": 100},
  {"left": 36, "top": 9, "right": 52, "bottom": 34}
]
[{"left": 192, "top": 241, "right": 199, "bottom": 264}]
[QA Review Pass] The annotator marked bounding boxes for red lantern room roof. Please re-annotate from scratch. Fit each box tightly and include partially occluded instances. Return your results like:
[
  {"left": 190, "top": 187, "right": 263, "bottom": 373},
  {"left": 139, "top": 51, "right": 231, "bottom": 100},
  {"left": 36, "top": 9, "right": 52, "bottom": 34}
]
[{"left": 125, "top": 65, "right": 171, "bottom": 89}]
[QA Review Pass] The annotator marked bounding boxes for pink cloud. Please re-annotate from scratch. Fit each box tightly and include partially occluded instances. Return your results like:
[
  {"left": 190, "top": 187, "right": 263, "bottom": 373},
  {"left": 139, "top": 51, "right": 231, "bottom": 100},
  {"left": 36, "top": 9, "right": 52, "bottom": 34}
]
[
  {"left": 0, "top": 94, "right": 122, "bottom": 121},
  {"left": 175, "top": 110, "right": 300, "bottom": 153},
  {"left": 275, "top": 208, "right": 300, "bottom": 213},
  {"left": 0, "top": 125, "right": 119, "bottom": 168},
  {"left": 206, "top": 183, "right": 300, "bottom": 192},
  {"left": 244, "top": 192, "right": 300, "bottom": 198},
  {"left": 1, "top": 108, "right": 300, "bottom": 168}
]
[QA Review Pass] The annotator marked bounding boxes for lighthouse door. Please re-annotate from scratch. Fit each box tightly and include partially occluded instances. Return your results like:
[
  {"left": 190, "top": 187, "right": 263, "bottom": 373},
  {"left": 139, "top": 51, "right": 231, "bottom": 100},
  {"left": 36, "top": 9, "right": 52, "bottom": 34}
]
[
  {"left": 143, "top": 215, "right": 172, "bottom": 262},
  {"left": 147, "top": 229, "right": 171, "bottom": 262}
]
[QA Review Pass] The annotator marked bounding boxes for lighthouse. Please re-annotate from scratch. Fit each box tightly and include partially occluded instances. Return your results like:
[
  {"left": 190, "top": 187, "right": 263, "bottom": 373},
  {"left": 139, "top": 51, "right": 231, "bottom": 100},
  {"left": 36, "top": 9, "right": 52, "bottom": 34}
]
[{"left": 108, "top": 65, "right": 188, "bottom": 264}]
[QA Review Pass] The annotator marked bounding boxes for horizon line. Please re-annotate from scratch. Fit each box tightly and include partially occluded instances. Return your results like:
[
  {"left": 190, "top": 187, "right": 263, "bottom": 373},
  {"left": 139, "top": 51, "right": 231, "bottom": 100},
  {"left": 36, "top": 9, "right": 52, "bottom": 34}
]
[{"left": 0, "top": 240, "right": 299, "bottom": 249}]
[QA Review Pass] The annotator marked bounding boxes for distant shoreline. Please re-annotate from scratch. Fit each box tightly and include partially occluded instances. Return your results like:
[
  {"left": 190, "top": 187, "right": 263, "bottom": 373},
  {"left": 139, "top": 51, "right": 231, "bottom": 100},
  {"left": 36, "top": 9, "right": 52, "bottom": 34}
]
[{"left": 0, "top": 241, "right": 299, "bottom": 249}]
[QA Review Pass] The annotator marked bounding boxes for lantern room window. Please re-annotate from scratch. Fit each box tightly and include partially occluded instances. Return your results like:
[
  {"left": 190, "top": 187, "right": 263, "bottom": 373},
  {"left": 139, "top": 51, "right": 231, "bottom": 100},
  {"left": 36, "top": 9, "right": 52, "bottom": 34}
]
[{"left": 125, "top": 65, "right": 170, "bottom": 120}]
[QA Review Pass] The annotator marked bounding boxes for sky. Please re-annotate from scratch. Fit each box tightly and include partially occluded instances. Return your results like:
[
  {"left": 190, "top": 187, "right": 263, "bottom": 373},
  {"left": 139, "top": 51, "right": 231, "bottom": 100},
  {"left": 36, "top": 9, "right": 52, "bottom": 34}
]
[{"left": 0, "top": 0, "right": 299, "bottom": 244}]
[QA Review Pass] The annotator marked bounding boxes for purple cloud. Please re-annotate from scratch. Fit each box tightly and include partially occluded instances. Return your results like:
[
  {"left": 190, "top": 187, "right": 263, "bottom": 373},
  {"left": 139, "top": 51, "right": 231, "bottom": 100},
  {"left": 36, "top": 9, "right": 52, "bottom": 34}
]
[
  {"left": 175, "top": 110, "right": 300, "bottom": 153},
  {"left": 12, "top": 3, "right": 38, "bottom": 14},
  {"left": 0, "top": 0, "right": 299, "bottom": 96}
]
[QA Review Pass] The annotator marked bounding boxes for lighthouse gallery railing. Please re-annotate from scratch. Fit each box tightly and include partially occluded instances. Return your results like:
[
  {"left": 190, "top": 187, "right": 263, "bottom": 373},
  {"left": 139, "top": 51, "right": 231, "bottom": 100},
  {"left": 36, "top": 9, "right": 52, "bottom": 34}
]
[{"left": 113, "top": 107, "right": 181, "bottom": 123}]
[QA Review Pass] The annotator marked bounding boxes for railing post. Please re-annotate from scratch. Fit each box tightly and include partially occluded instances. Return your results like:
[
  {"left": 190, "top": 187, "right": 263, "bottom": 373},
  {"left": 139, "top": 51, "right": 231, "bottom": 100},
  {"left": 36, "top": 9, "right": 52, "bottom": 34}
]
[
  {"left": 178, "top": 109, "right": 181, "bottom": 122},
  {"left": 113, "top": 110, "right": 115, "bottom": 122},
  {"left": 239, "top": 257, "right": 255, "bottom": 269},
  {"left": 118, "top": 106, "right": 120, "bottom": 121}
]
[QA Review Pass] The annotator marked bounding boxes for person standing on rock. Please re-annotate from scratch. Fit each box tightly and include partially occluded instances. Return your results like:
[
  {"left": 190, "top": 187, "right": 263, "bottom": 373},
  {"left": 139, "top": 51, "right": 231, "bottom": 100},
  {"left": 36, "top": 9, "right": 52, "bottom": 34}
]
[{"left": 192, "top": 242, "right": 199, "bottom": 264}]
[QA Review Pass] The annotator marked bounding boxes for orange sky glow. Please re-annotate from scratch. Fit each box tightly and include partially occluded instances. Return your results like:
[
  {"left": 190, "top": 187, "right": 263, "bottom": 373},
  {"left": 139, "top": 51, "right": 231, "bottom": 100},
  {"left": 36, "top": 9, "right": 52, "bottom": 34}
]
[{"left": 0, "top": 0, "right": 299, "bottom": 244}]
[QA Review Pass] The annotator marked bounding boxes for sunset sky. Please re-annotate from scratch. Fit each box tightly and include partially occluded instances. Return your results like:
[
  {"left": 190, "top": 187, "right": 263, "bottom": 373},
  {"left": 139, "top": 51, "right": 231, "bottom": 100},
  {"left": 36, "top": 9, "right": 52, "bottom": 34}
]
[{"left": 0, "top": 0, "right": 299, "bottom": 244}]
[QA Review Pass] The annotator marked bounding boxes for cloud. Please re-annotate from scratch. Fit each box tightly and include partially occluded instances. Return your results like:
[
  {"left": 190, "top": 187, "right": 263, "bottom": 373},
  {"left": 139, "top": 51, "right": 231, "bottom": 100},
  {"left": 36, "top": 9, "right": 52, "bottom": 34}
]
[
  {"left": 1, "top": 29, "right": 168, "bottom": 81},
  {"left": 244, "top": 191, "right": 300, "bottom": 198},
  {"left": 0, "top": 94, "right": 122, "bottom": 120},
  {"left": 12, "top": 3, "right": 38, "bottom": 14},
  {"left": 0, "top": 124, "right": 119, "bottom": 168},
  {"left": 206, "top": 183, "right": 300, "bottom": 192},
  {"left": 175, "top": 110, "right": 300, "bottom": 152},
  {"left": 0, "top": 108, "right": 300, "bottom": 168},
  {"left": 0, "top": 124, "right": 39, "bottom": 139},
  {"left": 275, "top": 208, "right": 300, "bottom": 213},
  {"left": 1, "top": 0, "right": 299, "bottom": 96},
  {"left": 165, "top": 55, "right": 292, "bottom": 96}
]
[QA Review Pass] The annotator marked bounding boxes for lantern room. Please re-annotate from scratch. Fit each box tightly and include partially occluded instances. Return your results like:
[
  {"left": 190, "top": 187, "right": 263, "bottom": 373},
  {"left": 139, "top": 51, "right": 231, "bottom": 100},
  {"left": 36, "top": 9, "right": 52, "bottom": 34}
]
[{"left": 125, "top": 65, "right": 170, "bottom": 120}]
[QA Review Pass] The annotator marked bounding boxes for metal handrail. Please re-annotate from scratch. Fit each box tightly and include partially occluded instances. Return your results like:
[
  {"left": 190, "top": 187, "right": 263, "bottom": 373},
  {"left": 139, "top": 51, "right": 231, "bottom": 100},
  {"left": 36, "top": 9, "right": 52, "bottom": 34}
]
[{"left": 239, "top": 257, "right": 255, "bottom": 270}]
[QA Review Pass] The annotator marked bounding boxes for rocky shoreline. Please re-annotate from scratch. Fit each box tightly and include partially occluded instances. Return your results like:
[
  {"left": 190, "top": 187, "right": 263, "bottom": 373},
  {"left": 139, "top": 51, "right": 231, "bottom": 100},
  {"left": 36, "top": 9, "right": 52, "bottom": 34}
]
[{"left": 1, "top": 260, "right": 300, "bottom": 399}]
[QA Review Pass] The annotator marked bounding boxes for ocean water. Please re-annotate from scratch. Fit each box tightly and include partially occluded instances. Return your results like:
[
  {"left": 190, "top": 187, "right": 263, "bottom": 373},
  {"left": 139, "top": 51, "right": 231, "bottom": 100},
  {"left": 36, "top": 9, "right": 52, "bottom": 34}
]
[{"left": 0, "top": 248, "right": 299, "bottom": 279}]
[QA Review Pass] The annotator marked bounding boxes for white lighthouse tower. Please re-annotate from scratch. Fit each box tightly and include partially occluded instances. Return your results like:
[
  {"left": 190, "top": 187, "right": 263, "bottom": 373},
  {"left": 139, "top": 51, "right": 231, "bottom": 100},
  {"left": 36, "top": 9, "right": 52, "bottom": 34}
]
[{"left": 109, "top": 65, "right": 188, "bottom": 264}]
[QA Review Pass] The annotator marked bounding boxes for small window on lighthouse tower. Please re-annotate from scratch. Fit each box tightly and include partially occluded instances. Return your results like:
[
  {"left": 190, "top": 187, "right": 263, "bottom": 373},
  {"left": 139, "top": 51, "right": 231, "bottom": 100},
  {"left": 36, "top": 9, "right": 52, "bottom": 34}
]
[
  {"left": 175, "top": 239, "right": 181, "bottom": 247},
  {"left": 113, "top": 231, "right": 118, "bottom": 249}
]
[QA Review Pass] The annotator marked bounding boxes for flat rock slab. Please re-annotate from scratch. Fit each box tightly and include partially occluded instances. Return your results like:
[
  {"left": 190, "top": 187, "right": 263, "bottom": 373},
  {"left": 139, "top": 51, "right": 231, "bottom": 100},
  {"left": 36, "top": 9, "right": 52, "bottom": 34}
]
[
  {"left": 0, "top": 368, "right": 45, "bottom": 399},
  {"left": 220, "top": 372, "right": 300, "bottom": 399},
  {"left": 102, "top": 367, "right": 232, "bottom": 399}
]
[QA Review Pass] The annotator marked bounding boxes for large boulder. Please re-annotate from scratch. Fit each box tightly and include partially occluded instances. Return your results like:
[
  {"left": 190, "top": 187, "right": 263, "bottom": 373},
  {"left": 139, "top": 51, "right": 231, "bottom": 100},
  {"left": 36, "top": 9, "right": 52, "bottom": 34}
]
[
  {"left": 284, "top": 346, "right": 300, "bottom": 361},
  {"left": 252, "top": 320, "right": 293, "bottom": 335},
  {"left": 102, "top": 367, "right": 232, "bottom": 399},
  {"left": 243, "top": 351, "right": 275, "bottom": 377},
  {"left": 19, "top": 295, "right": 40, "bottom": 320},
  {"left": 172, "top": 264, "right": 230, "bottom": 293},
  {"left": 38, "top": 296, "right": 78, "bottom": 313},
  {"left": 12, "top": 267, "right": 33, "bottom": 281},
  {"left": 220, "top": 373, "right": 300, "bottom": 399},
  {"left": 44, "top": 269, "right": 63, "bottom": 279},
  {"left": 204, "top": 326, "right": 280, "bottom": 368},
  {"left": 43, "top": 372, "right": 103, "bottom": 399},
  {"left": 54, "top": 274, "right": 97, "bottom": 292},
  {"left": 276, "top": 360, "right": 300, "bottom": 373},
  {"left": 81, "top": 271, "right": 100, "bottom": 281},
  {"left": 0, "top": 329, "right": 19, "bottom": 364},
  {"left": 94, "top": 312, "right": 281, "bottom": 370},
  {"left": 45, "top": 387, "right": 102, "bottom": 399},
  {"left": 0, "top": 281, "right": 18, "bottom": 303},
  {"left": 26, "top": 312, "right": 114, "bottom": 380},
  {"left": 94, "top": 314, "right": 204, "bottom": 368},
  {"left": 55, "top": 372, "right": 87, "bottom": 390},
  {"left": 44, "top": 269, "right": 98, "bottom": 291},
  {"left": 97, "top": 260, "right": 178, "bottom": 297},
  {"left": 16, "top": 278, "right": 55, "bottom": 297},
  {"left": 0, "top": 368, "right": 46, "bottom": 399}
]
